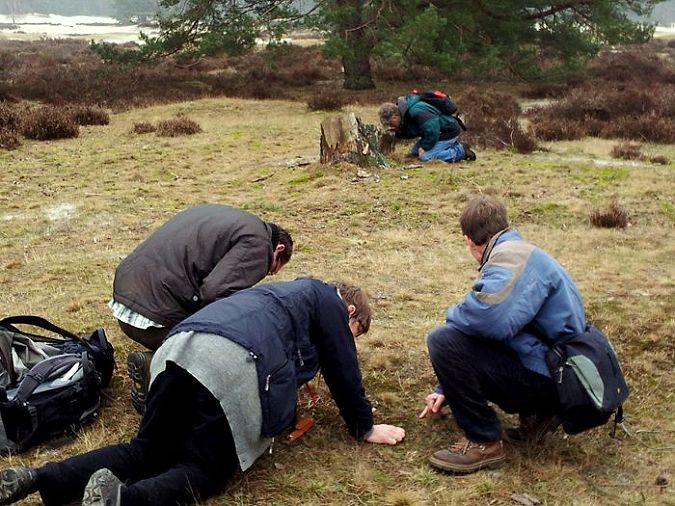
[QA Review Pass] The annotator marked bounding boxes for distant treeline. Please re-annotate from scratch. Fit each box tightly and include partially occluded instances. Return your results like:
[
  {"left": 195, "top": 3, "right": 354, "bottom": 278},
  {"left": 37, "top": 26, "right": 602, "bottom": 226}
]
[{"left": 0, "top": 0, "right": 159, "bottom": 20}]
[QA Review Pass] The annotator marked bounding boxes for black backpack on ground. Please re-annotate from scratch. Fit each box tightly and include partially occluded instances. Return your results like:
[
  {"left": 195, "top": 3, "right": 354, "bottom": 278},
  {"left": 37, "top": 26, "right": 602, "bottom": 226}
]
[
  {"left": 0, "top": 315, "right": 115, "bottom": 453},
  {"left": 545, "top": 325, "right": 629, "bottom": 435}
]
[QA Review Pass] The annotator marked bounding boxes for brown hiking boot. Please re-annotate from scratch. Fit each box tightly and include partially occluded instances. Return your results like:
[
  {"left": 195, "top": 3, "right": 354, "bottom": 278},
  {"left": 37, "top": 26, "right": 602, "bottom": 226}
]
[
  {"left": 127, "top": 351, "right": 154, "bottom": 415},
  {"left": 430, "top": 437, "right": 505, "bottom": 474},
  {"left": 504, "top": 414, "right": 560, "bottom": 445}
]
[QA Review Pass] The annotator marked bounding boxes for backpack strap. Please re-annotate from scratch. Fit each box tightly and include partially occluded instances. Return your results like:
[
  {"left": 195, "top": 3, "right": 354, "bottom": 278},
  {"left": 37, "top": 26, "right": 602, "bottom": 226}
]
[
  {"left": 455, "top": 115, "right": 467, "bottom": 131},
  {"left": 610, "top": 405, "right": 624, "bottom": 438},
  {"left": 0, "top": 330, "right": 16, "bottom": 384},
  {"left": 395, "top": 96, "right": 409, "bottom": 118},
  {"left": 14, "top": 354, "right": 82, "bottom": 403},
  {"left": 0, "top": 316, "right": 81, "bottom": 342}
]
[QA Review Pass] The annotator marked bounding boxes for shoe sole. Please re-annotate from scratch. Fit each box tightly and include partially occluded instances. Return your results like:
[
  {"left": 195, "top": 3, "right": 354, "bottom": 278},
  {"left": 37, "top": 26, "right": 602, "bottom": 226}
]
[
  {"left": 82, "top": 468, "right": 121, "bottom": 506},
  {"left": 126, "top": 353, "right": 150, "bottom": 415},
  {"left": 429, "top": 454, "right": 506, "bottom": 474}
]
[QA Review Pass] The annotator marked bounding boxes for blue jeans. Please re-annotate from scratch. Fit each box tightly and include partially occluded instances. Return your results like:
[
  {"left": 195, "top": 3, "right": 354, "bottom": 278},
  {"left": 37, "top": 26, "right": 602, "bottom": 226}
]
[
  {"left": 427, "top": 325, "right": 558, "bottom": 442},
  {"left": 412, "top": 137, "right": 465, "bottom": 162}
]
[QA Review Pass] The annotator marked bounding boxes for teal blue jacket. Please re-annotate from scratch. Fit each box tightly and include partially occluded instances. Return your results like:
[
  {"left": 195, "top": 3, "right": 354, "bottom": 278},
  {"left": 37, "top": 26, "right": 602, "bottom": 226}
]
[{"left": 396, "top": 95, "right": 461, "bottom": 150}]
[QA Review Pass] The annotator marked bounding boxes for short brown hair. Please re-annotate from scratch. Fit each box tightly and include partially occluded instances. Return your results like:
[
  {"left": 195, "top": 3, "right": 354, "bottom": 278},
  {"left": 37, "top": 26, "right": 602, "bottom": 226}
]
[
  {"left": 276, "top": 226, "right": 293, "bottom": 264},
  {"left": 459, "top": 196, "right": 509, "bottom": 245},
  {"left": 334, "top": 282, "right": 372, "bottom": 334}
]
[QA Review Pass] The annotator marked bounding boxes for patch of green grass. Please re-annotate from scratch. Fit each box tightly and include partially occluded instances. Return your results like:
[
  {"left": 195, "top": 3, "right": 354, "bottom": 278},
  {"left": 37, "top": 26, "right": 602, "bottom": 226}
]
[
  {"left": 515, "top": 201, "right": 576, "bottom": 227},
  {"left": 288, "top": 171, "right": 323, "bottom": 185},
  {"left": 661, "top": 201, "right": 675, "bottom": 222},
  {"left": 569, "top": 165, "right": 630, "bottom": 186},
  {"left": 239, "top": 201, "right": 284, "bottom": 212}
]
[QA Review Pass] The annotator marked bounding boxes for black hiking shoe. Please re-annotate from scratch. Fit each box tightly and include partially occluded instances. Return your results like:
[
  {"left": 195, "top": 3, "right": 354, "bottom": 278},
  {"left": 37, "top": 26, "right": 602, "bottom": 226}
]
[
  {"left": 127, "top": 351, "right": 154, "bottom": 416},
  {"left": 82, "top": 468, "right": 123, "bottom": 506},
  {"left": 0, "top": 467, "right": 37, "bottom": 505},
  {"left": 464, "top": 148, "right": 477, "bottom": 161}
]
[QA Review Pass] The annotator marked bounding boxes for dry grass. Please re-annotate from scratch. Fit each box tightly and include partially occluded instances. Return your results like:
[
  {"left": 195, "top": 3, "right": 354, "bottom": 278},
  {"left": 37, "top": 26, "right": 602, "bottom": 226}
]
[{"left": 0, "top": 96, "right": 673, "bottom": 505}]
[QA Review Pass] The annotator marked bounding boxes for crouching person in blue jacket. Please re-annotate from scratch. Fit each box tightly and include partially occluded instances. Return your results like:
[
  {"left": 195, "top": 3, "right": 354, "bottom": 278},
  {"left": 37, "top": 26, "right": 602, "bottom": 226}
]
[
  {"left": 0, "top": 278, "right": 405, "bottom": 506},
  {"left": 419, "top": 196, "right": 586, "bottom": 474}
]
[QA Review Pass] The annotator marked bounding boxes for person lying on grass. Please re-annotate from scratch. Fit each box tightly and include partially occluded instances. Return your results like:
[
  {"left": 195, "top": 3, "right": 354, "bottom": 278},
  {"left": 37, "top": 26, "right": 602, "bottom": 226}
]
[{"left": 0, "top": 278, "right": 405, "bottom": 506}]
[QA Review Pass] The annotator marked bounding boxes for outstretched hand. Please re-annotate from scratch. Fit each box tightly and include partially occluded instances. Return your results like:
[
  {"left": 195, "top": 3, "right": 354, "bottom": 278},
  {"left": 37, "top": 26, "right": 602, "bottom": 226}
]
[
  {"left": 364, "top": 424, "right": 406, "bottom": 445},
  {"left": 419, "top": 392, "right": 446, "bottom": 418}
]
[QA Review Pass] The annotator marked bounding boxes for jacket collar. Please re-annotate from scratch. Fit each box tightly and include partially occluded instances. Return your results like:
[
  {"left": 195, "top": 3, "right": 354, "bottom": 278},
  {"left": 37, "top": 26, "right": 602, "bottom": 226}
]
[{"left": 479, "top": 228, "right": 520, "bottom": 269}]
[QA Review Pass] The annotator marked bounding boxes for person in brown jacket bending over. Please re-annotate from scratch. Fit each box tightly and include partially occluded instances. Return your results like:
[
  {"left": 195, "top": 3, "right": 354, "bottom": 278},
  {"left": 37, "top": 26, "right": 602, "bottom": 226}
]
[{"left": 109, "top": 204, "right": 293, "bottom": 414}]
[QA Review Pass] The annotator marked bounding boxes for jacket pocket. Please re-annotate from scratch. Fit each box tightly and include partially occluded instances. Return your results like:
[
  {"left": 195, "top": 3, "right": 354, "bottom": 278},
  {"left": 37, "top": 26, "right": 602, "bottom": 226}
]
[{"left": 260, "top": 359, "right": 297, "bottom": 438}]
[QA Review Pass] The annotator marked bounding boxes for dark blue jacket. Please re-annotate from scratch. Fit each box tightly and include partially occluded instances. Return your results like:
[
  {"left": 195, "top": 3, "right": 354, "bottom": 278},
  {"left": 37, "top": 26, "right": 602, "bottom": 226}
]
[{"left": 170, "top": 278, "right": 374, "bottom": 439}]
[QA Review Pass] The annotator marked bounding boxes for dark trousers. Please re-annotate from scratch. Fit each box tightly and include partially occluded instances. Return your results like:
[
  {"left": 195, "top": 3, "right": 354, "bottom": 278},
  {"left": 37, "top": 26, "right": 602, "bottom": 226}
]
[
  {"left": 36, "top": 363, "right": 238, "bottom": 506},
  {"left": 118, "top": 320, "right": 170, "bottom": 351},
  {"left": 427, "top": 325, "right": 558, "bottom": 442}
]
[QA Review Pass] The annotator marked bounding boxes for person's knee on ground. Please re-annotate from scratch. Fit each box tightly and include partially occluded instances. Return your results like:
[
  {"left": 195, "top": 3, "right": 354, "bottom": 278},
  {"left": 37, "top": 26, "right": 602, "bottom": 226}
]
[{"left": 117, "top": 321, "right": 169, "bottom": 415}]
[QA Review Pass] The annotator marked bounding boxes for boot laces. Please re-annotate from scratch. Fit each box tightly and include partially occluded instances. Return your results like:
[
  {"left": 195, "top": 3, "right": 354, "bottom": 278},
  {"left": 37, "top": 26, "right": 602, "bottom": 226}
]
[{"left": 449, "top": 438, "right": 484, "bottom": 454}]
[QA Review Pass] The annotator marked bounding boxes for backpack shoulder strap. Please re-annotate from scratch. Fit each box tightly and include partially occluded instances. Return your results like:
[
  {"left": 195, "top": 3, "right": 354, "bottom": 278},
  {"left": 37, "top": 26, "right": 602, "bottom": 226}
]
[
  {"left": 0, "top": 316, "right": 81, "bottom": 342},
  {"left": 14, "top": 354, "right": 82, "bottom": 403}
]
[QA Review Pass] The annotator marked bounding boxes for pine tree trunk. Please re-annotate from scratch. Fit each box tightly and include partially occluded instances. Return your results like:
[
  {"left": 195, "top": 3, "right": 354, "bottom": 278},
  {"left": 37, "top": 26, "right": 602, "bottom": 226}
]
[
  {"left": 320, "top": 113, "right": 391, "bottom": 167},
  {"left": 337, "top": 0, "right": 375, "bottom": 90}
]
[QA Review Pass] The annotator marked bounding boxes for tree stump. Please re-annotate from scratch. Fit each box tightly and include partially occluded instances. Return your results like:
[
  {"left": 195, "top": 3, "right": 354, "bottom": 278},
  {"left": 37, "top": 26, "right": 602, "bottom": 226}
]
[{"left": 320, "top": 113, "right": 392, "bottom": 167}]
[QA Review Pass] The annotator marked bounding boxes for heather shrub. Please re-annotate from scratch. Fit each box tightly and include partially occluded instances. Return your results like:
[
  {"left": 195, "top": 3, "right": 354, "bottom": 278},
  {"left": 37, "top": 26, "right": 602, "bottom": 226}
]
[
  {"left": 306, "top": 93, "right": 349, "bottom": 111},
  {"left": 528, "top": 45, "right": 675, "bottom": 144},
  {"left": 528, "top": 118, "right": 584, "bottom": 141},
  {"left": 520, "top": 82, "right": 570, "bottom": 99},
  {"left": 610, "top": 143, "right": 643, "bottom": 161},
  {"left": 20, "top": 106, "right": 79, "bottom": 141},
  {"left": 589, "top": 201, "right": 628, "bottom": 229},
  {"left": 156, "top": 117, "right": 202, "bottom": 137},
  {"left": 511, "top": 126, "right": 538, "bottom": 154},
  {"left": 0, "top": 102, "right": 20, "bottom": 131},
  {"left": 600, "top": 114, "right": 675, "bottom": 143},
  {"left": 70, "top": 105, "right": 110, "bottom": 126},
  {"left": 0, "top": 128, "right": 21, "bottom": 150},
  {"left": 589, "top": 49, "right": 674, "bottom": 85},
  {"left": 132, "top": 122, "right": 156, "bottom": 134},
  {"left": 458, "top": 88, "right": 538, "bottom": 153},
  {"left": 648, "top": 155, "right": 669, "bottom": 165}
]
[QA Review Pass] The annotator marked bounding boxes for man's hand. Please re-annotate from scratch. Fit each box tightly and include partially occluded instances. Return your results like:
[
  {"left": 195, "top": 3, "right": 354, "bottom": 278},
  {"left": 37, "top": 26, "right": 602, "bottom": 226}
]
[
  {"left": 419, "top": 392, "right": 446, "bottom": 418},
  {"left": 364, "top": 424, "right": 406, "bottom": 445},
  {"left": 417, "top": 147, "right": 426, "bottom": 157}
]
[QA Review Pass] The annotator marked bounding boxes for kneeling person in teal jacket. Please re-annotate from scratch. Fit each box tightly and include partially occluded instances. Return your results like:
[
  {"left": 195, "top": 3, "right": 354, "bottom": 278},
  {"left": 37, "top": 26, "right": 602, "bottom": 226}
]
[{"left": 0, "top": 279, "right": 405, "bottom": 506}]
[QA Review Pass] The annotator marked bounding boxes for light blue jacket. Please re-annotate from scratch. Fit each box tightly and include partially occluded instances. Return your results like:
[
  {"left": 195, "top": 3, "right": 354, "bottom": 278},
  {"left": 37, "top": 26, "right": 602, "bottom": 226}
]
[{"left": 445, "top": 229, "right": 586, "bottom": 376}]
